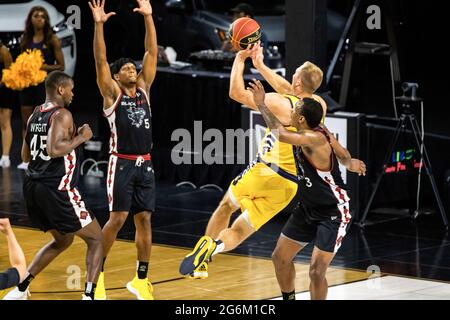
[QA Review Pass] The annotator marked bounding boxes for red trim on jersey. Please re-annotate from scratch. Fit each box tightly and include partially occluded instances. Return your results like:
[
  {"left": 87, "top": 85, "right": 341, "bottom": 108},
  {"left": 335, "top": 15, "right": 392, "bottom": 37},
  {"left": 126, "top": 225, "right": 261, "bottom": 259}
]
[
  {"left": 112, "top": 152, "right": 151, "bottom": 161},
  {"left": 107, "top": 155, "right": 118, "bottom": 211},
  {"left": 40, "top": 103, "right": 62, "bottom": 113},
  {"left": 58, "top": 150, "right": 76, "bottom": 191}
]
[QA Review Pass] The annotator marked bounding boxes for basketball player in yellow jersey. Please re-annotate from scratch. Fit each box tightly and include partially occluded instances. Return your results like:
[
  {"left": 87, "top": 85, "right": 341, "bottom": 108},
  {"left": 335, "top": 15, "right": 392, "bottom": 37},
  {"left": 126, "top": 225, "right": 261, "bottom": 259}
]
[{"left": 179, "top": 42, "right": 329, "bottom": 277}]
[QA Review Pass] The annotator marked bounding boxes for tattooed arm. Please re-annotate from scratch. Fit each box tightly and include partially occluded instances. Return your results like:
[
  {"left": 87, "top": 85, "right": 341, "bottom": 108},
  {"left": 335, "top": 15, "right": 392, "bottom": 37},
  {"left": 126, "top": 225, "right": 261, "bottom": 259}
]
[{"left": 247, "top": 79, "right": 313, "bottom": 146}]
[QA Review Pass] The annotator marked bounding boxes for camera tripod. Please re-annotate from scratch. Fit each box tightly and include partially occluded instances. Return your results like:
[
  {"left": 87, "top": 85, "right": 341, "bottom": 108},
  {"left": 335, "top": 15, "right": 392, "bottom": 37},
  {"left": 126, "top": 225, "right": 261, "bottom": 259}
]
[{"left": 358, "top": 97, "right": 448, "bottom": 229}]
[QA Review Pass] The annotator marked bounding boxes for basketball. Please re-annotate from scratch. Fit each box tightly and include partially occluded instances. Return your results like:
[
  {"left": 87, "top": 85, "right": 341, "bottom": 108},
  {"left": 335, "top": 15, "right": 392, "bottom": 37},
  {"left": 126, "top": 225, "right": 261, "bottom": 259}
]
[{"left": 228, "top": 17, "right": 261, "bottom": 50}]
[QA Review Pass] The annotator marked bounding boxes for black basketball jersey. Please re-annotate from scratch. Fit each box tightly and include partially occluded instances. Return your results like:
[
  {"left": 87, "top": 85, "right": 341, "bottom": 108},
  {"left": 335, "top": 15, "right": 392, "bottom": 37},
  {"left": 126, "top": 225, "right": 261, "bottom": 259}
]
[
  {"left": 104, "top": 87, "right": 152, "bottom": 155},
  {"left": 25, "top": 103, "right": 80, "bottom": 190},
  {"left": 294, "top": 127, "right": 350, "bottom": 218}
]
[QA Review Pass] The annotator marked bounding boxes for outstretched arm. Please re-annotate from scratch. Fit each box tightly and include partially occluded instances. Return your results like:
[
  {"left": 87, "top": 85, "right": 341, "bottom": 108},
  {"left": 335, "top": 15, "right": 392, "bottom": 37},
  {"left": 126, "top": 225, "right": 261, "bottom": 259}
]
[
  {"left": 251, "top": 43, "right": 328, "bottom": 119},
  {"left": 229, "top": 49, "right": 256, "bottom": 108},
  {"left": 135, "top": 0, "right": 158, "bottom": 92},
  {"left": 229, "top": 48, "right": 291, "bottom": 124},
  {"left": 251, "top": 42, "right": 292, "bottom": 95},
  {"left": 248, "top": 79, "right": 311, "bottom": 146},
  {"left": 0, "top": 218, "right": 27, "bottom": 282},
  {"left": 321, "top": 125, "right": 366, "bottom": 176},
  {"left": 89, "top": 0, "right": 119, "bottom": 106}
]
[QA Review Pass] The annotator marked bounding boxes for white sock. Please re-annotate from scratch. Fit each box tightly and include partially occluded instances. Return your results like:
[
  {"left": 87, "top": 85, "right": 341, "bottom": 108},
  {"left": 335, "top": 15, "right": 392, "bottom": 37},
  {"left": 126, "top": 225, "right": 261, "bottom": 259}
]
[
  {"left": 1, "top": 155, "right": 9, "bottom": 161},
  {"left": 85, "top": 282, "right": 93, "bottom": 294},
  {"left": 212, "top": 240, "right": 225, "bottom": 256}
]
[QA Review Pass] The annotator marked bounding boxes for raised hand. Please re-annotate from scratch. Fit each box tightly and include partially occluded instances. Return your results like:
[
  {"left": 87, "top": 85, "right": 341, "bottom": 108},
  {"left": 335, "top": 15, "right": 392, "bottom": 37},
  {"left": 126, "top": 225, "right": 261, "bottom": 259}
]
[
  {"left": 88, "top": 0, "right": 116, "bottom": 23},
  {"left": 236, "top": 42, "right": 258, "bottom": 61},
  {"left": 247, "top": 79, "right": 266, "bottom": 107},
  {"left": 133, "top": 0, "right": 153, "bottom": 16},
  {"left": 250, "top": 41, "right": 264, "bottom": 68}
]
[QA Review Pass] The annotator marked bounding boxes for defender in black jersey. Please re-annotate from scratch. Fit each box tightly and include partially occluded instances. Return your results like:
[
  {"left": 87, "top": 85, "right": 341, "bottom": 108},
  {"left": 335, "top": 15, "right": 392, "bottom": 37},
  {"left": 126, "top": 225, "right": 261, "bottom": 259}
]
[
  {"left": 248, "top": 79, "right": 366, "bottom": 300},
  {"left": 3, "top": 72, "right": 103, "bottom": 301},
  {"left": 90, "top": 0, "right": 157, "bottom": 300}
]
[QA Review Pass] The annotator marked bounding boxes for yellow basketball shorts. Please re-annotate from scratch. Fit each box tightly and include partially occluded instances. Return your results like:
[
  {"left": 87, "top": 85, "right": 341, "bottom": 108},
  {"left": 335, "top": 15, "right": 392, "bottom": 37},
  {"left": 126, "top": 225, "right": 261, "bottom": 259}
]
[{"left": 228, "top": 162, "right": 298, "bottom": 231}]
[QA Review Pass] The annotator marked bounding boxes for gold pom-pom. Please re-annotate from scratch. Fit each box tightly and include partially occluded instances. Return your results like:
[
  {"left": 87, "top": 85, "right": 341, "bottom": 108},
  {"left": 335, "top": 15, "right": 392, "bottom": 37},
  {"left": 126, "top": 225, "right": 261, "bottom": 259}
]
[{"left": 1, "top": 49, "right": 47, "bottom": 90}]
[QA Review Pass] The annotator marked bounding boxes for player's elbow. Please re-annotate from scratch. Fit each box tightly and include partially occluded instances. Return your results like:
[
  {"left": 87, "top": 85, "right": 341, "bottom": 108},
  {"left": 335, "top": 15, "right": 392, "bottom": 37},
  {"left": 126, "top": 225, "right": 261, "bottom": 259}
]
[
  {"left": 229, "top": 87, "right": 239, "bottom": 101},
  {"left": 278, "top": 84, "right": 292, "bottom": 95},
  {"left": 46, "top": 146, "right": 61, "bottom": 158},
  {"left": 47, "top": 150, "right": 56, "bottom": 158},
  {"left": 229, "top": 88, "right": 248, "bottom": 106}
]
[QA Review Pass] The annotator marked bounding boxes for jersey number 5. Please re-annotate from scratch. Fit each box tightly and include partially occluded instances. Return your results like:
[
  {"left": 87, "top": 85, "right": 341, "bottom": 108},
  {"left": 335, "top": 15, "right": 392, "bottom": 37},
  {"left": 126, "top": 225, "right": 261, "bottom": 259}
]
[{"left": 30, "top": 134, "right": 51, "bottom": 161}]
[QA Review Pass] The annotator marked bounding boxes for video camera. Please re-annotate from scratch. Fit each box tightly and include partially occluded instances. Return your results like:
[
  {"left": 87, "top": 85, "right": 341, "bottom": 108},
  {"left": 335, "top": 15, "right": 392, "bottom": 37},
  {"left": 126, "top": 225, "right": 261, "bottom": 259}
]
[{"left": 401, "top": 82, "right": 419, "bottom": 99}]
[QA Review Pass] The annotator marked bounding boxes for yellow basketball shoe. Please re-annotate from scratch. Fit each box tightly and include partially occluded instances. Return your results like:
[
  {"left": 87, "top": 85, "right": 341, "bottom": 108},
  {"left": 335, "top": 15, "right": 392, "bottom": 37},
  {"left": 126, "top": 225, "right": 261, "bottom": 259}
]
[
  {"left": 126, "top": 274, "right": 154, "bottom": 300},
  {"left": 94, "top": 272, "right": 107, "bottom": 300},
  {"left": 179, "top": 235, "right": 216, "bottom": 276}
]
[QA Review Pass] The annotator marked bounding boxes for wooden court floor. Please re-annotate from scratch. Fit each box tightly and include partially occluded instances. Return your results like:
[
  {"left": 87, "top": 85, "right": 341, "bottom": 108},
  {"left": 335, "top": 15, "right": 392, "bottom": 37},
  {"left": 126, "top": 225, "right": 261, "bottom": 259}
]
[{"left": 0, "top": 227, "right": 370, "bottom": 300}]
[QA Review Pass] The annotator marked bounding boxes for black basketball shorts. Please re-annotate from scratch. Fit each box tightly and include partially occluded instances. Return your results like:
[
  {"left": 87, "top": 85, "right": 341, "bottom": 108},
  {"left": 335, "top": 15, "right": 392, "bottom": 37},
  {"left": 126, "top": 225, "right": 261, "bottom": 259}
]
[
  {"left": 23, "top": 177, "right": 95, "bottom": 234},
  {"left": 281, "top": 202, "right": 352, "bottom": 253},
  {"left": 106, "top": 154, "right": 156, "bottom": 214}
]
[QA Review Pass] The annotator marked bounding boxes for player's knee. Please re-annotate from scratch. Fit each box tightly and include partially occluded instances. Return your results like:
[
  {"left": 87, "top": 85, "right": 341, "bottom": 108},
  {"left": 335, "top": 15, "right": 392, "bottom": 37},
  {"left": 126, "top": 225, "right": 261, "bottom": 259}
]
[
  {"left": 219, "top": 197, "right": 236, "bottom": 214},
  {"left": 309, "top": 264, "right": 326, "bottom": 282},
  {"left": 89, "top": 229, "right": 103, "bottom": 243},
  {"left": 54, "top": 237, "right": 74, "bottom": 251},
  {"left": 0, "top": 117, "right": 9, "bottom": 129},
  {"left": 135, "top": 213, "right": 151, "bottom": 229},
  {"left": 86, "top": 233, "right": 103, "bottom": 248},
  {"left": 109, "top": 213, "right": 127, "bottom": 230},
  {"left": 272, "top": 249, "right": 289, "bottom": 267}
]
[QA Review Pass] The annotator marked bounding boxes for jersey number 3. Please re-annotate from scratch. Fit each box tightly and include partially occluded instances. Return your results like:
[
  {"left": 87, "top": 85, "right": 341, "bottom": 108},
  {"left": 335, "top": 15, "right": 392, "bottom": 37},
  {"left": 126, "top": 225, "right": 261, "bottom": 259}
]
[
  {"left": 304, "top": 177, "right": 312, "bottom": 188},
  {"left": 30, "top": 134, "right": 51, "bottom": 161}
]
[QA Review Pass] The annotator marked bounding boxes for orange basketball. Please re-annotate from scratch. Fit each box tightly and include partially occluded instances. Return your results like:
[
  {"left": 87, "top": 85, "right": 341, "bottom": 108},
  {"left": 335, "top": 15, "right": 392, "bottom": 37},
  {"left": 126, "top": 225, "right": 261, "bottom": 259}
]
[{"left": 228, "top": 17, "right": 261, "bottom": 50}]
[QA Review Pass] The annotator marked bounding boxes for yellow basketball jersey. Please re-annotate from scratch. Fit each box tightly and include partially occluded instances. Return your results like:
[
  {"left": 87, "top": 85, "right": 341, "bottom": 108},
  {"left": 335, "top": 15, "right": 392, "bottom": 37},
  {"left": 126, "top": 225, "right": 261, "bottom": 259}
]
[{"left": 258, "top": 94, "right": 299, "bottom": 176}]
